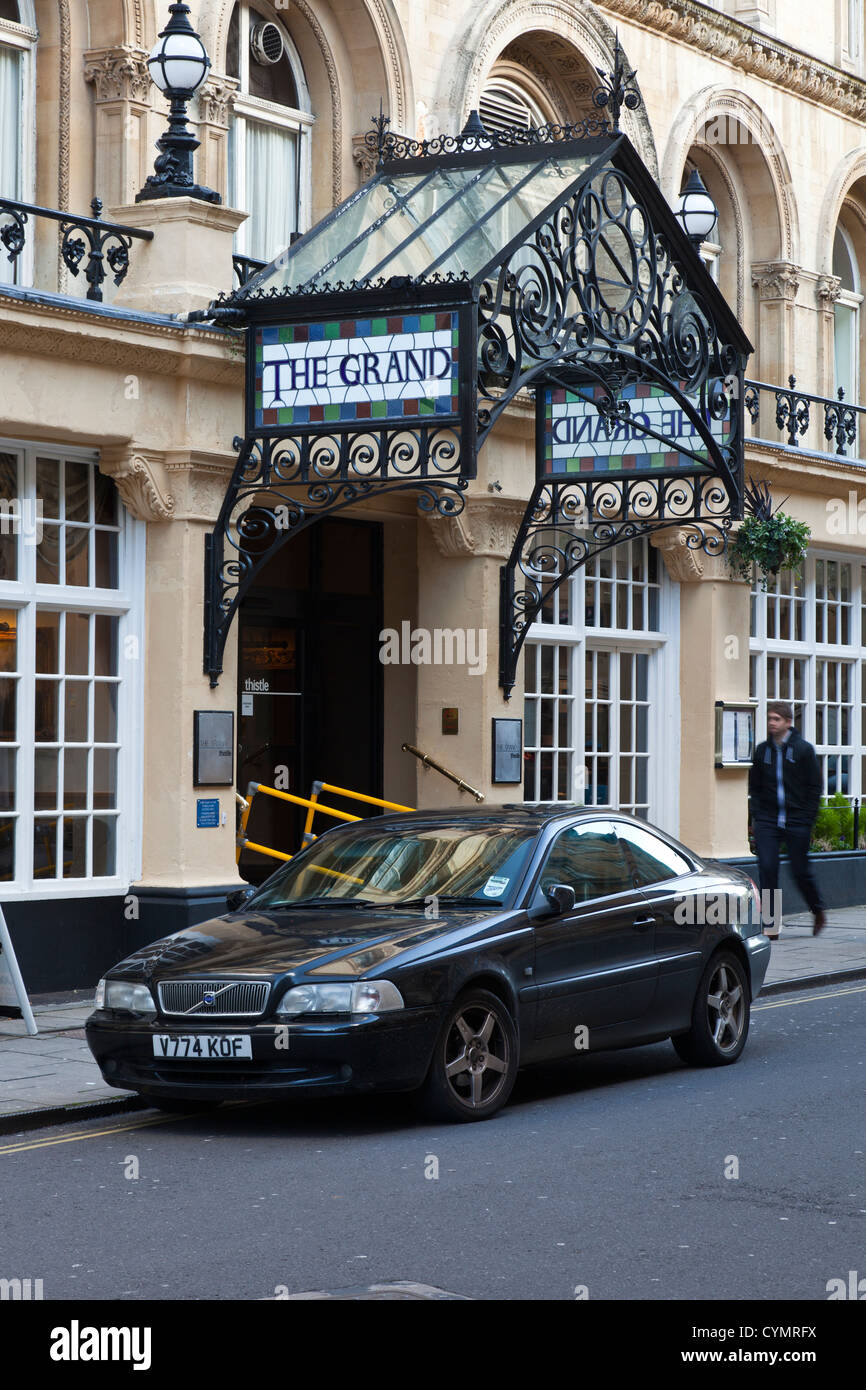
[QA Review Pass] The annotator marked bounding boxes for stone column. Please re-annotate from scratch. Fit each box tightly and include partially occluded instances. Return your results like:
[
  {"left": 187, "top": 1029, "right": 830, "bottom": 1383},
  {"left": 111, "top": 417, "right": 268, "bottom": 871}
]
[
  {"left": 750, "top": 261, "right": 802, "bottom": 439},
  {"left": 652, "top": 530, "right": 752, "bottom": 858},
  {"left": 84, "top": 48, "right": 154, "bottom": 211},
  {"left": 195, "top": 77, "right": 239, "bottom": 206},
  {"left": 816, "top": 273, "right": 842, "bottom": 401},
  {"left": 412, "top": 497, "right": 527, "bottom": 807}
]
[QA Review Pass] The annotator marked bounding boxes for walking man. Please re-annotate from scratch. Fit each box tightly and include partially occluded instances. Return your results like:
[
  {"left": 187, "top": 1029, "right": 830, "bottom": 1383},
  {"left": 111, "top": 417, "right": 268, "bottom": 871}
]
[{"left": 749, "top": 700, "right": 826, "bottom": 937}]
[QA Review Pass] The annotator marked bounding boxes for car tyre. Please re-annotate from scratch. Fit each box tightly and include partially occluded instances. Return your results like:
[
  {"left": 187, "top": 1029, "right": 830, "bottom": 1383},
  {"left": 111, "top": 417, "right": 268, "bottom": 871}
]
[
  {"left": 416, "top": 988, "right": 518, "bottom": 1123},
  {"left": 672, "top": 950, "right": 750, "bottom": 1067}
]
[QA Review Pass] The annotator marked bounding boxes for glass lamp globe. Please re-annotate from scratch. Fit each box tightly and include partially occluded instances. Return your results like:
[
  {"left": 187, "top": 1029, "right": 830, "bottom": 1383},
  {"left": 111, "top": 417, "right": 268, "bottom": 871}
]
[
  {"left": 673, "top": 168, "right": 719, "bottom": 245},
  {"left": 147, "top": 6, "right": 211, "bottom": 95}
]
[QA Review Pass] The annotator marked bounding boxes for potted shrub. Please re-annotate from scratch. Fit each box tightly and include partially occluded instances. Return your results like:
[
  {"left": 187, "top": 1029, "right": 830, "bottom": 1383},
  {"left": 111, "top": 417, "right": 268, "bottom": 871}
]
[{"left": 726, "top": 479, "right": 811, "bottom": 589}]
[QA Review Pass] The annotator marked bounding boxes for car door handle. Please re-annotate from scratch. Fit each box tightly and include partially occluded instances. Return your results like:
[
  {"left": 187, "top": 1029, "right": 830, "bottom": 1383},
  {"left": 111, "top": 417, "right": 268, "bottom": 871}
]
[{"left": 632, "top": 915, "right": 656, "bottom": 930}]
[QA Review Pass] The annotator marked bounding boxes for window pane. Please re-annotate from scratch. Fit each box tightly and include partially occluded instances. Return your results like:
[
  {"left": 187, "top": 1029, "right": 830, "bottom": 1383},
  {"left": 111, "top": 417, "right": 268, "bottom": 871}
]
[
  {"left": 539, "top": 822, "right": 632, "bottom": 900},
  {"left": 35, "top": 680, "right": 58, "bottom": 740},
  {"left": 36, "top": 458, "right": 60, "bottom": 518},
  {"left": 64, "top": 747, "right": 88, "bottom": 810},
  {"left": 34, "top": 818, "right": 58, "bottom": 879},
  {"left": 92, "top": 816, "right": 117, "bottom": 876},
  {"left": 0, "top": 453, "right": 19, "bottom": 581},
  {"left": 62, "top": 817, "right": 87, "bottom": 878},
  {"left": 65, "top": 460, "right": 91, "bottom": 522},
  {"left": 0, "top": 608, "right": 17, "bottom": 671},
  {"left": 0, "top": 677, "right": 16, "bottom": 739},
  {"left": 36, "top": 611, "right": 60, "bottom": 673},
  {"left": 0, "top": 747, "right": 14, "bottom": 810},
  {"left": 36, "top": 525, "right": 62, "bottom": 583},
  {"left": 65, "top": 527, "right": 90, "bottom": 586},
  {"left": 94, "top": 473, "right": 117, "bottom": 526},
  {"left": 65, "top": 681, "right": 89, "bottom": 742},
  {"left": 0, "top": 820, "right": 14, "bottom": 881},
  {"left": 95, "top": 530, "right": 119, "bottom": 589},
  {"left": 34, "top": 748, "right": 58, "bottom": 810},
  {"left": 65, "top": 613, "right": 89, "bottom": 675}
]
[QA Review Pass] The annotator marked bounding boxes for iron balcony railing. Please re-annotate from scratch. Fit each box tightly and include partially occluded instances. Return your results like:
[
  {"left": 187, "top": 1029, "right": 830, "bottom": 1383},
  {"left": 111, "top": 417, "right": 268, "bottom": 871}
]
[
  {"left": 232, "top": 253, "right": 266, "bottom": 289},
  {"left": 0, "top": 195, "right": 153, "bottom": 303},
  {"left": 744, "top": 376, "right": 863, "bottom": 459}
]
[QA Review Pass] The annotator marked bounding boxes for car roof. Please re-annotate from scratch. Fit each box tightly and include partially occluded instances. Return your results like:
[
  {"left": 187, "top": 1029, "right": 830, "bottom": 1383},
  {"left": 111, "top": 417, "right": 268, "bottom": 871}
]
[{"left": 337, "top": 805, "right": 660, "bottom": 833}]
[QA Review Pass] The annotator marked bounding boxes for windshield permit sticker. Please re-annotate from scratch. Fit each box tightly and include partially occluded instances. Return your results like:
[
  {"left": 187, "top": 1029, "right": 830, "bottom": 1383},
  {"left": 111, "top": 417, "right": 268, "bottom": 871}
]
[{"left": 482, "top": 875, "right": 509, "bottom": 898}]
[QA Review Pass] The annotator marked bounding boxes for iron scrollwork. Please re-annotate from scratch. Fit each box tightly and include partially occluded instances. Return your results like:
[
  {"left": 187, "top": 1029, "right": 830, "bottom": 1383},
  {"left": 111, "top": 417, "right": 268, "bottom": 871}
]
[
  {"left": 60, "top": 198, "right": 136, "bottom": 302},
  {"left": 0, "top": 205, "right": 27, "bottom": 265},
  {"left": 499, "top": 474, "right": 733, "bottom": 697},
  {"left": 477, "top": 161, "right": 743, "bottom": 506},
  {"left": 204, "top": 425, "right": 469, "bottom": 684},
  {"left": 824, "top": 388, "right": 857, "bottom": 456}
]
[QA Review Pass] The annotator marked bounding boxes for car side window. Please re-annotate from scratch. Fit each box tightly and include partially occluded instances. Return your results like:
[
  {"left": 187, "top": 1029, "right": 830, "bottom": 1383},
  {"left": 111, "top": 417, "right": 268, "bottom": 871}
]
[
  {"left": 537, "top": 822, "right": 633, "bottom": 903},
  {"left": 617, "top": 823, "right": 692, "bottom": 887}
]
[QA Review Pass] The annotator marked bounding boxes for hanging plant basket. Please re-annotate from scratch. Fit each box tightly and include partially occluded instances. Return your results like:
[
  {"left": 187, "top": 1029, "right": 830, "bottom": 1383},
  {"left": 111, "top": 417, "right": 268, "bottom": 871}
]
[{"left": 726, "top": 480, "right": 811, "bottom": 589}]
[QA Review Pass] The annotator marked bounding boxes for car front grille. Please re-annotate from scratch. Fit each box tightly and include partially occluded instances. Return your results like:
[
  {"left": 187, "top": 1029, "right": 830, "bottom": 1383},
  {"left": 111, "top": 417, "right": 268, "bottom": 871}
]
[{"left": 157, "top": 980, "right": 270, "bottom": 1018}]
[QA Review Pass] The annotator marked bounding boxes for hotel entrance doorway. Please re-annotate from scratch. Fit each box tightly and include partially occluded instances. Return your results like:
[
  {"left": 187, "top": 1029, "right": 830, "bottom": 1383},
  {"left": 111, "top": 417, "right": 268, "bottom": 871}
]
[{"left": 237, "top": 517, "right": 383, "bottom": 882}]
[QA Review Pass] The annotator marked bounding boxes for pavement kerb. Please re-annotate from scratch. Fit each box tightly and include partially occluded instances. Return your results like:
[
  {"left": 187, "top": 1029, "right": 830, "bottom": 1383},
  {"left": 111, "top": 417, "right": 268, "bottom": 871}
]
[{"left": 2, "top": 964, "right": 864, "bottom": 1138}]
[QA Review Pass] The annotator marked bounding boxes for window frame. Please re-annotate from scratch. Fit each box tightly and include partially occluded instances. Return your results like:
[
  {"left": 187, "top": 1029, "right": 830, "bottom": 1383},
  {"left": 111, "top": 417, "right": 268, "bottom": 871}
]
[
  {"left": 228, "top": 2, "right": 314, "bottom": 261},
  {"left": 0, "top": 438, "right": 145, "bottom": 899},
  {"left": 0, "top": 4, "right": 37, "bottom": 285}
]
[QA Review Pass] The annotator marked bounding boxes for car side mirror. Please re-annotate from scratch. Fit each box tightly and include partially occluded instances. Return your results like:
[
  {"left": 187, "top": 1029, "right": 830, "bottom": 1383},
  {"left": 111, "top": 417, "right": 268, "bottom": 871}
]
[
  {"left": 528, "top": 883, "right": 576, "bottom": 922},
  {"left": 226, "top": 886, "right": 256, "bottom": 912}
]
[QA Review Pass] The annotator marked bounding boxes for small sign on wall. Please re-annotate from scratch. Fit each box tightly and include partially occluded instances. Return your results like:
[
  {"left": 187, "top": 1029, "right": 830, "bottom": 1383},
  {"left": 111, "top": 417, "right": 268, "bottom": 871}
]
[
  {"left": 194, "top": 710, "right": 235, "bottom": 786},
  {"left": 196, "top": 798, "right": 220, "bottom": 828},
  {"left": 492, "top": 717, "right": 523, "bottom": 783},
  {"left": 714, "top": 701, "right": 757, "bottom": 767}
]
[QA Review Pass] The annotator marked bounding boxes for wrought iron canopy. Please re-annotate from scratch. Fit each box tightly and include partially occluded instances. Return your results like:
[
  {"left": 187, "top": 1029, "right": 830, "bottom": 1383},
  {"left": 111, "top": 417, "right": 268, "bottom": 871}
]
[{"left": 204, "top": 125, "right": 751, "bottom": 687}]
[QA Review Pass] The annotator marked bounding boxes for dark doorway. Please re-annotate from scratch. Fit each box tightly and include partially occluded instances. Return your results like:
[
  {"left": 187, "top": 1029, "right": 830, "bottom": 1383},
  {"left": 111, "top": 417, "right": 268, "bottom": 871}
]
[{"left": 237, "top": 517, "right": 383, "bottom": 882}]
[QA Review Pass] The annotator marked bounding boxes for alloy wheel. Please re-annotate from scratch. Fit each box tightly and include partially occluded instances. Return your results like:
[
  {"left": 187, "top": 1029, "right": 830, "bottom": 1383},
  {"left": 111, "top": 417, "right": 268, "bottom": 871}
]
[
  {"left": 706, "top": 961, "right": 746, "bottom": 1054},
  {"left": 442, "top": 1003, "right": 511, "bottom": 1112}
]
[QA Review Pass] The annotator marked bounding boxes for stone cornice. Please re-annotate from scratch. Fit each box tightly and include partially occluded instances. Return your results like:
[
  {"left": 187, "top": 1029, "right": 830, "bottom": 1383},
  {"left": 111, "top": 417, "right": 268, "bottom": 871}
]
[
  {"left": 600, "top": 0, "right": 866, "bottom": 122},
  {"left": 0, "top": 300, "right": 242, "bottom": 383},
  {"left": 745, "top": 439, "right": 866, "bottom": 490}
]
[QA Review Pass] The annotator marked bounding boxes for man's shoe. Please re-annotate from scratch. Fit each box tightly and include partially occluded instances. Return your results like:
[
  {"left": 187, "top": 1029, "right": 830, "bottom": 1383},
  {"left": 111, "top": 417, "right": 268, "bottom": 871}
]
[{"left": 813, "top": 909, "right": 827, "bottom": 936}]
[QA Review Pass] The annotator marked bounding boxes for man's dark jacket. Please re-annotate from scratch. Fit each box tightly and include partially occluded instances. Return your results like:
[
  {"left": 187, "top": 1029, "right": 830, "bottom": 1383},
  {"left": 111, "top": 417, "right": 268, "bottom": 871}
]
[{"left": 749, "top": 726, "right": 822, "bottom": 827}]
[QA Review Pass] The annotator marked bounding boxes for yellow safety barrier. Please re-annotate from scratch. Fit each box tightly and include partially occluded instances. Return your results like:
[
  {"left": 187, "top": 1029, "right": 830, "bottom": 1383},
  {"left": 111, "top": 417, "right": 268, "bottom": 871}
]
[
  {"left": 302, "top": 780, "right": 415, "bottom": 845},
  {"left": 237, "top": 778, "right": 416, "bottom": 866}
]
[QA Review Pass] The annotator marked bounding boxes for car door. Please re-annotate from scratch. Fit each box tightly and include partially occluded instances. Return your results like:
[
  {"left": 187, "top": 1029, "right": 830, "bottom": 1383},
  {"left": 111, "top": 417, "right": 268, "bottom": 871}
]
[
  {"left": 530, "top": 819, "right": 659, "bottom": 1051},
  {"left": 615, "top": 820, "right": 704, "bottom": 1033}
]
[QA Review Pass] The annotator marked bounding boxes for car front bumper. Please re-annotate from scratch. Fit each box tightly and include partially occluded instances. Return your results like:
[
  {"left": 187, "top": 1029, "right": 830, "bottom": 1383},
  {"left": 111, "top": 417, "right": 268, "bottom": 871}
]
[
  {"left": 85, "top": 1006, "right": 441, "bottom": 1102},
  {"left": 744, "top": 932, "right": 772, "bottom": 998}
]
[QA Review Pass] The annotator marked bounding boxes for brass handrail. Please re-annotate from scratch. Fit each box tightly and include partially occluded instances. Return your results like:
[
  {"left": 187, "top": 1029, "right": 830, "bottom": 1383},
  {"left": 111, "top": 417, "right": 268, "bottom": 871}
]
[{"left": 401, "top": 744, "right": 485, "bottom": 802}]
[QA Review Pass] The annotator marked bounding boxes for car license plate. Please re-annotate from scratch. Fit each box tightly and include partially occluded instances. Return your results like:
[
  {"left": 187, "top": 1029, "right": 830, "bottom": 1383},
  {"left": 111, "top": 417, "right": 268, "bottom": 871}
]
[{"left": 152, "top": 1034, "right": 252, "bottom": 1060}]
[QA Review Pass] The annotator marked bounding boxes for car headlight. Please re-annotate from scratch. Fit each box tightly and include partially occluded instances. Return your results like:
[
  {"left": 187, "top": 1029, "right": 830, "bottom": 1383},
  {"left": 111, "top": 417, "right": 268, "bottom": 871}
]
[
  {"left": 276, "top": 980, "right": 404, "bottom": 1017},
  {"left": 98, "top": 979, "right": 156, "bottom": 1014}
]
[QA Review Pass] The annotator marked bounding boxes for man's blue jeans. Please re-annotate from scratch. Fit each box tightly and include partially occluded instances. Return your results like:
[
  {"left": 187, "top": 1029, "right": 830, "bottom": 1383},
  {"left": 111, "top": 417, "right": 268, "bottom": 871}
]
[{"left": 752, "top": 820, "right": 824, "bottom": 920}]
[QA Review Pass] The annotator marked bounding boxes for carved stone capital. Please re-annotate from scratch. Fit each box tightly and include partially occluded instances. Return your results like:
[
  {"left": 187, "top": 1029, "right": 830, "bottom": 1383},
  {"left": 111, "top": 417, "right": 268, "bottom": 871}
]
[
  {"left": 751, "top": 261, "right": 800, "bottom": 302},
  {"left": 352, "top": 134, "right": 379, "bottom": 185},
  {"left": 197, "top": 76, "right": 239, "bottom": 126},
  {"left": 651, "top": 527, "right": 745, "bottom": 583},
  {"left": 816, "top": 273, "right": 843, "bottom": 307},
  {"left": 83, "top": 46, "right": 152, "bottom": 104},
  {"left": 427, "top": 497, "right": 528, "bottom": 560},
  {"left": 99, "top": 447, "right": 175, "bottom": 522}
]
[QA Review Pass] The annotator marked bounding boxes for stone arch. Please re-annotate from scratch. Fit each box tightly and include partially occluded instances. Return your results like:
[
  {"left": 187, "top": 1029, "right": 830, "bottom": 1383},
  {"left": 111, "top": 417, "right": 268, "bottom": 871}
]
[
  {"left": 661, "top": 87, "right": 798, "bottom": 266},
  {"left": 438, "top": 0, "right": 658, "bottom": 178},
  {"left": 817, "top": 148, "right": 866, "bottom": 274}
]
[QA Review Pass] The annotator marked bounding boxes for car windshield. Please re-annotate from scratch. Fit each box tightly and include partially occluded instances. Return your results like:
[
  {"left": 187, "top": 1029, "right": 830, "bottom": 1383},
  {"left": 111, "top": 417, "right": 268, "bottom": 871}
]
[{"left": 250, "top": 822, "right": 538, "bottom": 909}]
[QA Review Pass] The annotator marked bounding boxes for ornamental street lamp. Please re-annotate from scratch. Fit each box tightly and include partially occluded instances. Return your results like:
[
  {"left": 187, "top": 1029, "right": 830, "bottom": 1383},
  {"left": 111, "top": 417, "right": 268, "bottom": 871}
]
[
  {"left": 672, "top": 167, "right": 718, "bottom": 248},
  {"left": 137, "top": 2, "right": 220, "bottom": 204}
]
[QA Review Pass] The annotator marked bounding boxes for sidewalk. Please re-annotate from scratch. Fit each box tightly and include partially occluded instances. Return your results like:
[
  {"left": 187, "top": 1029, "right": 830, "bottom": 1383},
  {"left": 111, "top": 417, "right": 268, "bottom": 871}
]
[{"left": 2, "top": 910, "right": 866, "bottom": 1132}]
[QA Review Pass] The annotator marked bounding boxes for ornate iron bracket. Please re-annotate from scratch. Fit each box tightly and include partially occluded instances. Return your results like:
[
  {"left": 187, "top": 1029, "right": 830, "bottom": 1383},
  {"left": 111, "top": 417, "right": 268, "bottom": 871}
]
[
  {"left": 204, "top": 427, "right": 470, "bottom": 685},
  {"left": 499, "top": 474, "right": 734, "bottom": 698}
]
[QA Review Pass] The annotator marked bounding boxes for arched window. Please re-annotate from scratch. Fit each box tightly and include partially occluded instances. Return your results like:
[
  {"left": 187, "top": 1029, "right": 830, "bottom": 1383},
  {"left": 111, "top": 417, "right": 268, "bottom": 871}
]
[
  {"left": 833, "top": 224, "right": 862, "bottom": 407},
  {"left": 226, "top": 3, "right": 313, "bottom": 263},
  {"left": 0, "top": 0, "right": 36, "bottom": 284}
]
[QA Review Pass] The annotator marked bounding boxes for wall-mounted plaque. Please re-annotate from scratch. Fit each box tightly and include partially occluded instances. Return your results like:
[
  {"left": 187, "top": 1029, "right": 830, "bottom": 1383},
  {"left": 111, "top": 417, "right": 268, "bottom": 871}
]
[
  {"left": 714, "top": 701, "right": 757, "bottom": 767},
  {"left": 193, "top": 710, "right": 235, "bottom": 786},
  {"left": 492, "top": 717, "right": 522, "bottom": 783}
]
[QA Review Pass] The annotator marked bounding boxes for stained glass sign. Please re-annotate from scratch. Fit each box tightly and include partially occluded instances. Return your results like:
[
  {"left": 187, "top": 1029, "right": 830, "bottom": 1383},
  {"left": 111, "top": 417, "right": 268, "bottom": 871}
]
[
  {"left": 253, "top": 311, "right": 460, "bottom": 431},
  {"left": 540, "top": 382, "right": 732, "bottom": 477}
]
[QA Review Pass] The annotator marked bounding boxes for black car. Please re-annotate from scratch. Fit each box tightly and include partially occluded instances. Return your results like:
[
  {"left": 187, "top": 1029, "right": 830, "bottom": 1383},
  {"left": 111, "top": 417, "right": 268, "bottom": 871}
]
[{"left": 86, "top": 807, "right": 771, "bottom": 1122}]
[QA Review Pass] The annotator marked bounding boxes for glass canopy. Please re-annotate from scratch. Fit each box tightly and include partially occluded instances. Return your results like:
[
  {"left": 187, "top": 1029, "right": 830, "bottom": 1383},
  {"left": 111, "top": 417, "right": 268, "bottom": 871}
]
[{"left": 240, "top": 143, "right": 607, "bottom": 297}]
